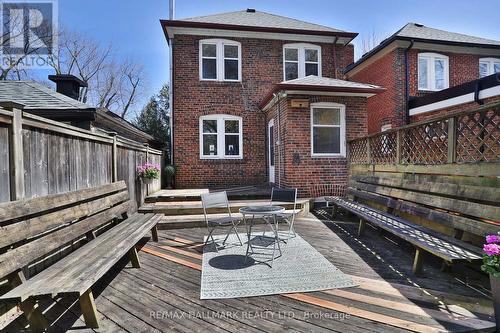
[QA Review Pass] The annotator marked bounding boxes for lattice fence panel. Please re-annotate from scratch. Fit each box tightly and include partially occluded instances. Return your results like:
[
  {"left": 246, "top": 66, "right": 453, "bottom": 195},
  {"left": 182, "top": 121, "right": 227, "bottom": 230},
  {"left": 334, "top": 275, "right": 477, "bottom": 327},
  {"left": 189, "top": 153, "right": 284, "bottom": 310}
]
[
  {"left": 370, "top": 131, "right": 397, "bottom": 164},
  {"left": 456, "top": 108, "right": 500, "bottom": 163},
  {"left": 349, "top": 139, "right": 368, "bottom": 164},
  {"left": 401, "top": 119, "right": 448, "bottom": 165}
]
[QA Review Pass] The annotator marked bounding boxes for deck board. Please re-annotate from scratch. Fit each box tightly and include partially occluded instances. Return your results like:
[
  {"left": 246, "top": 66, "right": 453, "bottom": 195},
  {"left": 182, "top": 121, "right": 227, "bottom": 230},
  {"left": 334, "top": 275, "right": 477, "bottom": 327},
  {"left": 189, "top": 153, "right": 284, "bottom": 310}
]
[{"left": 5, "top": 208, "right": 495, "bottom": 332}]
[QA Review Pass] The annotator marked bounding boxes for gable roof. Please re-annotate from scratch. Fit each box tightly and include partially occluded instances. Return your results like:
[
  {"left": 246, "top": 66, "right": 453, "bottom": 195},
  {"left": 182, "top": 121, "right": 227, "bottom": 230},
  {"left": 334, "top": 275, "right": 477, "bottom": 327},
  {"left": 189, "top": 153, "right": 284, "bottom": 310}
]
[
  {"left": 346, "top": 23, "right": 500, "bottom": 73},
  {"left": 259, "top": 75, "right": 384, "bottom": 109},
  {"left": 0, "top": 81, "right": 94, "bottom": 111},
  {"left": 161, "top": 9, "right": 357, "bottom": 40}
]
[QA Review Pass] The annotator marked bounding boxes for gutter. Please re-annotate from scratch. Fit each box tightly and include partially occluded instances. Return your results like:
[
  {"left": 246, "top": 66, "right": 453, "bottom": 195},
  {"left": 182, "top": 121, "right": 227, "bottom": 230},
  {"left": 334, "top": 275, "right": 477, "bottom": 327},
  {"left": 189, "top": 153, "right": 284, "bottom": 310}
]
[
  {"left": 404, "top": 39, "right": 414, "bottom": 125},
  {"left": 159, "top": 20, "right": 358, "bottom": 41}
]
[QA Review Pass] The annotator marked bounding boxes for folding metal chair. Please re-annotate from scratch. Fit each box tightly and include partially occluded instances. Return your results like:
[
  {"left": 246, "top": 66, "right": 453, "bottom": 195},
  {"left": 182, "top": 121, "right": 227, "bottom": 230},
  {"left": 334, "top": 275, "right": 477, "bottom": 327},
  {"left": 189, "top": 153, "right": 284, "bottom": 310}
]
[
  {"left": 270, "top": 187, "right": 298, "bottom": 239},
  {"left": 201, "top": 191, "right": 243, "bottom": 252}
]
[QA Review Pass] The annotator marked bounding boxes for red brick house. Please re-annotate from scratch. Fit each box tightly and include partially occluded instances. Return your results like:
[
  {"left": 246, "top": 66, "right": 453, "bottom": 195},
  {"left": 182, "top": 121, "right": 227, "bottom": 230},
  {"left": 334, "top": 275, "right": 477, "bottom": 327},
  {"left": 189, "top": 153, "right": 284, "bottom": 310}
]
[
  {"left": 345, "top": 23, "right": 500, "bottom": 133},
  {"left": 161, "top": 9, "right": 382, "bottom": 196}
]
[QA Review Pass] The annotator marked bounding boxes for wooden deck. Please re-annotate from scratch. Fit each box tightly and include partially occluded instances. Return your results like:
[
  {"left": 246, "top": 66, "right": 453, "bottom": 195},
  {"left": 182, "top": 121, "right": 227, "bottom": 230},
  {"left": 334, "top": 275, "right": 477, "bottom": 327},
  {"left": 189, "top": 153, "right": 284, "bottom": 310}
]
[{"left": 5, "top": 209, "right": 495, "bottom": 332}]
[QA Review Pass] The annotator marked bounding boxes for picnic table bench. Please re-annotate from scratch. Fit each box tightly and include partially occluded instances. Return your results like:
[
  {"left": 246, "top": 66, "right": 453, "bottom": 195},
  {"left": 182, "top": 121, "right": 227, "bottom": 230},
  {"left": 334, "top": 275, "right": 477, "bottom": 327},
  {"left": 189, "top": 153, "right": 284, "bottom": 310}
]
[
  {"left": 0, "top": 181, "right": 160, "bottom": 330},
  {"left": 327, "top": 174, "right": 499, "bottom": 275}
]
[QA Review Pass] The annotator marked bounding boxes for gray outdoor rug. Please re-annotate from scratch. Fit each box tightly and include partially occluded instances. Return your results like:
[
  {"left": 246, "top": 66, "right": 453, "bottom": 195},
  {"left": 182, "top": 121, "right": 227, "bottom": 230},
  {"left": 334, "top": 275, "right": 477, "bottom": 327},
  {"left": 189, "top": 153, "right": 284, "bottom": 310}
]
[{"left": 200, "top": 232, "right": 357, "bottom": 299}]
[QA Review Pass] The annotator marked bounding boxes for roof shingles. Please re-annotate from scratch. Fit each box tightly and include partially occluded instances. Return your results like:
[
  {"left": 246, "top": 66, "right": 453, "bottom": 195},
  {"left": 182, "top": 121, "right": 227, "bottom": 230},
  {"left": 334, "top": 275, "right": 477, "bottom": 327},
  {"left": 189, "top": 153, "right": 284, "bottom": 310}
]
[{"left": 0, "top": 81, "right": 93, "bottom": 110}]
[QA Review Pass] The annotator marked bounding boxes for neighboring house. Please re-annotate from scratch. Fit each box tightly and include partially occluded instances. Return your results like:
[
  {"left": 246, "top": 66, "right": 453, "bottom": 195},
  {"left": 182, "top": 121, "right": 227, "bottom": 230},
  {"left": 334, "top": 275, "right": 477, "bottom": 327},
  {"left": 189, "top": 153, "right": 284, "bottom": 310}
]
[
  {"left": 345, "top": 23, "right": 500, "bottom": 133},
  {"left": 161, "top": 9, "right": 383, "bottom": 196},
  {"left": 0, "top": 75, "right": 160, "bottom": 148}
]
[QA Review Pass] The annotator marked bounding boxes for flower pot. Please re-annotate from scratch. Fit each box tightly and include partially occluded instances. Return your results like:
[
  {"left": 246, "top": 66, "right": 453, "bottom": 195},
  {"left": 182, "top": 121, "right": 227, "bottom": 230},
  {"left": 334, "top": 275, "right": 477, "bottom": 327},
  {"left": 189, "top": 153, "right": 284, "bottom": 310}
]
[
  {"left": 492, "top": 274, "right": 500, "bottom": 331},
  {"left": 141, "top": 177, "right": 154, "bottom": 185}
]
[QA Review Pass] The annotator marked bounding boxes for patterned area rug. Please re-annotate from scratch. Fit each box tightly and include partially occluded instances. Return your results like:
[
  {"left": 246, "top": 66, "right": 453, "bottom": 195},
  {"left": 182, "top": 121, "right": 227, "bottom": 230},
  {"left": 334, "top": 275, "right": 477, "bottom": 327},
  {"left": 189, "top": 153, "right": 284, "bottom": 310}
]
[{"left": 200, "top": 232, "right": 356, "bottom": 299}]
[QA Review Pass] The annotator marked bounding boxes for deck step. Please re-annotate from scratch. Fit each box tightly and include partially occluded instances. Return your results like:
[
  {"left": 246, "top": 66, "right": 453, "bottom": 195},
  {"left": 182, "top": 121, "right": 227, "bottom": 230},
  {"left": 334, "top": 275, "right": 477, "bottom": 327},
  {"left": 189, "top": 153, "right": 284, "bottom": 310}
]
[
  {"left": 156, "top": 211, "right": 301, "bottom": 230},
  {"left": 139, "top": 199, "right": 310, "bottom": 216}
]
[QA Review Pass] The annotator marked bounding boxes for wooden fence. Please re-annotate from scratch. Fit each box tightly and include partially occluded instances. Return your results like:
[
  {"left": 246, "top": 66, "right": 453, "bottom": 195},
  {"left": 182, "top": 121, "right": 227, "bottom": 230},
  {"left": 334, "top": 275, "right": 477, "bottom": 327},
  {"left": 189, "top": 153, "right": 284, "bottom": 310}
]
[
  {"left": 0, "top": 102, "right": 162, "bottom": 209},
  {"left": 348, "top": 101, "right": 500, "bottom": 177}
]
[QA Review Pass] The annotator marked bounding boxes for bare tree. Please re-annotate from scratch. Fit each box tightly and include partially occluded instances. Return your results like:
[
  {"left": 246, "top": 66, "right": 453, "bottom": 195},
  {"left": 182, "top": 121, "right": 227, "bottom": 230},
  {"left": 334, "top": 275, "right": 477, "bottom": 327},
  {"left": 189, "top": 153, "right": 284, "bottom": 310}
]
[
  {"left": 357, "top": 29, "right": 386, "bottom": 57},
  {"left": 48, "top": 30, "right": 146, "bottom": 118}
]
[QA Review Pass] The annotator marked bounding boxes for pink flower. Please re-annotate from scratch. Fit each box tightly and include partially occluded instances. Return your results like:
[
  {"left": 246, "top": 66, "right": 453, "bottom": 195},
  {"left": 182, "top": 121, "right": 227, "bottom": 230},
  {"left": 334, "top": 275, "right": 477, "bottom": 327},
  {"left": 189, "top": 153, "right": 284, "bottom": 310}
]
[
  {"left": 483, "top": 243, "right": 500, "bottom": 256},
  {"left": 486, "top": 235, "right": 500, "bottom": 244}
]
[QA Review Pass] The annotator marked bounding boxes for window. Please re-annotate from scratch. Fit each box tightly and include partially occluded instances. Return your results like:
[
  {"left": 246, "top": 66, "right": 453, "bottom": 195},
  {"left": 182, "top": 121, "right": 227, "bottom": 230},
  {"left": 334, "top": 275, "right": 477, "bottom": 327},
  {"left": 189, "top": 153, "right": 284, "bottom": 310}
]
[
  {"left": 283, "top": 43, "right": 321, "bottom": 81},
  {"left": 310, "top": 103, "right": 346, "bottom": 157},
  {"left": 199, "top": 39, "right": 241, "bottom": 81},
  {"left": 199, "top": 115, "right": 243, "bottom": 159},
  {"left": 479, "top": 58, "right": 500, "bottom": 78},
  {"left": 418, "top": 53, "right": 449, "bottom": 91}
]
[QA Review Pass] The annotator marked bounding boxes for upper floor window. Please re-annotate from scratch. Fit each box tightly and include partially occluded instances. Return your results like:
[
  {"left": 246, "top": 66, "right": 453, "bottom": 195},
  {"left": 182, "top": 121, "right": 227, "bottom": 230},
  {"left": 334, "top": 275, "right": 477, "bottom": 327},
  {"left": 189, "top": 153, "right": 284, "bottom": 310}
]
[
  {"left": 199, "top": 39, "right": 241, "bottom": 81},
  {"left": 418, "top": 53, "right": 449, "bottom": 91},
  {"left": 310, "top": 103, "right": 346, "bottom": 157},
  {"left": 283, "top": 43, "right": 321, "bottom": 81},
  {"left": 479, "top": 58, "right": 500, "bottom": 78},
  {"left": 199, "top": 115, "right": 243, "bottom": 159}
]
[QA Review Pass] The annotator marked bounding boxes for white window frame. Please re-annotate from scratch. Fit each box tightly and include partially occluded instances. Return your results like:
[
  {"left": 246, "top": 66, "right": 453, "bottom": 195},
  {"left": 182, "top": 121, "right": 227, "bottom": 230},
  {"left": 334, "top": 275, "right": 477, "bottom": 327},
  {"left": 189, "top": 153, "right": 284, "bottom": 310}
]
[
  {"left": 418, "top": 52, "right": 449, "bottom": 91},
  {"left": 199, "top": 114, "right": 243, "bottom": 159},
  {"left": 310, "top": 102, "right": 346, "bottom": 158},
  {"left": 479, "top": 57, "right": 500, "bottom": 78},
  {"left": 283, "top": 43, "right": 322, "bottom": 81},
  {"left": 199, "top": 39, "right": 242, "bottom": 82}
]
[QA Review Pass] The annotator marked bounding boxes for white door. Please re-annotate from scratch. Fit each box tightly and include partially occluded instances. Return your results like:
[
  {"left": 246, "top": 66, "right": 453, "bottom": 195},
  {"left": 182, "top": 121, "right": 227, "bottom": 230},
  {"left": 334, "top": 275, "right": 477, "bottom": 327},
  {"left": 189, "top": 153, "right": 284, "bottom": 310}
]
[{"left": 268, "top": 119, "right": 275, "bottom": 183}]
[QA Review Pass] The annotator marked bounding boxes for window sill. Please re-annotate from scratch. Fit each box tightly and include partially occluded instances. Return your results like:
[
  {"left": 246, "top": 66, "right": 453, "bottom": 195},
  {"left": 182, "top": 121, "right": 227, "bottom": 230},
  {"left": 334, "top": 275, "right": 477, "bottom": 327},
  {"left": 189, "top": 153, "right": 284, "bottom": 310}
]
[
  {"left": 200, "top": 156, "right": 243, "bottom": 160},
  {"left": 311, "top": 154, "right": 346, "bottom": 158},
  {"left": 199, "top": 79, "right": 242, "bottom": 83}
]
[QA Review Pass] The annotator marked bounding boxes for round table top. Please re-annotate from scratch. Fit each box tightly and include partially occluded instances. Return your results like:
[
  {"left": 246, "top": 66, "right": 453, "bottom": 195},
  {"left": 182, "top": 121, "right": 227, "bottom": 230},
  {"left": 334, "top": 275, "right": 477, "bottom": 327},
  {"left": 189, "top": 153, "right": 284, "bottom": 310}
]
[{"left": 239, "top": 205, "right": 285, "bottom": 215}]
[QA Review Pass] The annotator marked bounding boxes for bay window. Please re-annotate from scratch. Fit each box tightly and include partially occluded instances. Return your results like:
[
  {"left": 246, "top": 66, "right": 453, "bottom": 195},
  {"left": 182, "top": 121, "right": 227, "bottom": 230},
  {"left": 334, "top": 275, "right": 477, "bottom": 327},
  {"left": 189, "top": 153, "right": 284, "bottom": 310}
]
[
  {"left": 479, "top": 58, "right": 500, "bottom": 78},
  {"left": 199, "top": 39, "right": 241, "bottom": 81},
  {"left": 283, "top": 43, "right": 321, "bottom": 81},
  {"left": 418, "top": 53, "right": 449, "bottom": 91},
  {"left": 199, "top": 115, "right": 243, "bottom": 159},
  {"left": 310, "top": 103, "right": 346, "bottom": 157}
]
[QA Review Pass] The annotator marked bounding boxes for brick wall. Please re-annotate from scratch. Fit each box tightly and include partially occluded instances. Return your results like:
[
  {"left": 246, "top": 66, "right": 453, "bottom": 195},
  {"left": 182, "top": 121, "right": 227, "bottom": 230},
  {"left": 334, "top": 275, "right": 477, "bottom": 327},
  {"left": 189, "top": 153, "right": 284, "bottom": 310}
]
[
  {"left": 350, "top": 47, "right": 489, "bottom": 134},
  {"left": 411, "top": 95, "right": 500, "bottom": 123},
  {"left": 349, "top": 50, "right": 406, "bottom": 134},
  {"left": 266, "top": 95, "right": 367, "bottom": 197},
  {"left": 172, "top": 34, "right": 353, "bottom": 189},
  {"left": 408, "top": 50, "right": 481, "bottom": 97}
]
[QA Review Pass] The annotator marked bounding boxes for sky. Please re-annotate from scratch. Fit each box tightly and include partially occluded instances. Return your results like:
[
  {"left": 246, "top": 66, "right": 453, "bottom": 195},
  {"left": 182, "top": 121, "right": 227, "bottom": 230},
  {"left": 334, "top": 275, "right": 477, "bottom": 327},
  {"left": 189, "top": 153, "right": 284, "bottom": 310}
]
[{"left": 52, "top": 0, "right": 500, "bottom": 112}]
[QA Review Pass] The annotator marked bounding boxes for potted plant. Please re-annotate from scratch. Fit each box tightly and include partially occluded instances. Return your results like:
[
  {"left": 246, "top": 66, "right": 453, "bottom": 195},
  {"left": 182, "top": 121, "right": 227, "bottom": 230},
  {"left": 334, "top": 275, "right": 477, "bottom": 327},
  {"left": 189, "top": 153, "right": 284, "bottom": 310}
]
[
  {"left": 136, "top": 162, "right": 160, "bottom": 185},
  {"left": 165, "top": 164, "right": 177, "bottom": 189},
  {"left": 481, "top": 233, "right": 500, "bottom": 328}
]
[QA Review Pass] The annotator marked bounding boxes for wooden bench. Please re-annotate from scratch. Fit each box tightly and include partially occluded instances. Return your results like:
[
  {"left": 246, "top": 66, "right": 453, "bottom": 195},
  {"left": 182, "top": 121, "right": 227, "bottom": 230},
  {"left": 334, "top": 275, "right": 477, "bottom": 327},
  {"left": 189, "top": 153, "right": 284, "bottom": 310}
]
[
  {"left": 0, "top": 181, "right": 161, "bottom": 330},
  {"left": 327, "top": 174, "right": 500, "bottom": 275}
]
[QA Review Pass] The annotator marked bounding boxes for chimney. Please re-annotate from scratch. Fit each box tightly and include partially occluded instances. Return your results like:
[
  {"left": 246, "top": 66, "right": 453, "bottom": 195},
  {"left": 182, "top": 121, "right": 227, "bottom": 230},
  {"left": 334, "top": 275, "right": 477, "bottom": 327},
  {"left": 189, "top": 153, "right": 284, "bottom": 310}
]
[{"left": 48, "top": 74, "right": 87, "bottom": 101}]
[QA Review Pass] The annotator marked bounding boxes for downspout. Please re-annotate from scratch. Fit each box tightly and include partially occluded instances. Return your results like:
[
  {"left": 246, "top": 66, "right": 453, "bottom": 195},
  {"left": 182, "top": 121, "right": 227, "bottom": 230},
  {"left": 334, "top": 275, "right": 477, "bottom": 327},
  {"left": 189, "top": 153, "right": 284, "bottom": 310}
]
[
  {"left": 168, "top": 0, "right": 175, "bottom": 165},
  {"left": 273, "top": 92, "right": 282, "bottom": 188},
  {"left": 332, "top": 37, "right": 338, "bottom": 78},
  {"left": 474, "top": 79, "right": 484, "bottom": 105},
  {"left": 404, "top": 40, "right": 414, "bottom": 125}
]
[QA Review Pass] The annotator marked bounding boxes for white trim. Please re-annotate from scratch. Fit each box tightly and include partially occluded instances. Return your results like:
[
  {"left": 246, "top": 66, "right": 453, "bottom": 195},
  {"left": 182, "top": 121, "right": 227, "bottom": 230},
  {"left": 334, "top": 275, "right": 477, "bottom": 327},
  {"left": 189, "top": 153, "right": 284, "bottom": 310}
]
[
  {"left": 418, "top": 52, "right": 449, "bottom": 91},
  {"left": 199, "top": 114, "right": 243, "bottom": 159},
  {"left": 199, "top": 39, "right": 242, "bottom": 82},
  {"left": 283, "top": 43, "right": 322, "bottom": 81},
  {"left": 167, "top": 26, "right": 351, "bottom": 44},
  {"left": 479, "top": 57, "right": 500, "bottom": 78},
  {"left": 409, "top": 85, "right": 500, "bottom": 116},
  {"left": 310, "top": 102, "right": 346, "bottom": 158}
]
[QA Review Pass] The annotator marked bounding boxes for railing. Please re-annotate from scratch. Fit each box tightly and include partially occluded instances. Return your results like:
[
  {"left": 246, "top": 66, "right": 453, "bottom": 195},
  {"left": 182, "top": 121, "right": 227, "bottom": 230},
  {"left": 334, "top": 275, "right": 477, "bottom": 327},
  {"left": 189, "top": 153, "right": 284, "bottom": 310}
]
[
  {"left": 349, "top": 102, "right": 500, "bottom": 166},
  {"left": 0, "top": 102, "right": 163, "bottom": 208}
]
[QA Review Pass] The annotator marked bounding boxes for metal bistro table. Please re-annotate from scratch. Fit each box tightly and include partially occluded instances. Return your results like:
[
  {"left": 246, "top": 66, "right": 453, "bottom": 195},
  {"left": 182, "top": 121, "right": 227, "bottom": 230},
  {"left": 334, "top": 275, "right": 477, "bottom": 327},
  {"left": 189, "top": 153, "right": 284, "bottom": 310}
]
[{"left": 239, "top": 205, "right": 285, "bottom": 267}]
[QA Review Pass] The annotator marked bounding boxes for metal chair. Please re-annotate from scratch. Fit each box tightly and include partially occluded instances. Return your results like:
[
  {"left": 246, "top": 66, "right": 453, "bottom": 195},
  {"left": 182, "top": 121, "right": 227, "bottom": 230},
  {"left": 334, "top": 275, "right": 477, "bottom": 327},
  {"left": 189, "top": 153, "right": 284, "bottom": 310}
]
[
  {"left": 270, "top": 187, "right": 298, "bottom": 239},
  {"left": 201, "top": 191, "right": 243, "bottom": 252}
]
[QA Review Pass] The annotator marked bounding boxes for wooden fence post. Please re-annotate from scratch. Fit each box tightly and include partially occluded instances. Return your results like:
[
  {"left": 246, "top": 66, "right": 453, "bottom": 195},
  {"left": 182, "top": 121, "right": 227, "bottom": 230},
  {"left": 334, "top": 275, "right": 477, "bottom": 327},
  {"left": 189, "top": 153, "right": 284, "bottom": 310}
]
[
  {"left": 366, "top": 137, "right": 371, "bottom": 165},
  {"left": 1, "top": 101, "right": 26, "bottom": 201},
  {"left": 144, "top": 143, "right": 150, "bottom": 196},
  {"left": 447, "top": 117, "right": 457, "bottom": 164},
  {"left": 110, "top": 132, "right": 118, "bottom": 182},
  {"left": 396, "top": 129, "right": 402, "bottom": 164}
]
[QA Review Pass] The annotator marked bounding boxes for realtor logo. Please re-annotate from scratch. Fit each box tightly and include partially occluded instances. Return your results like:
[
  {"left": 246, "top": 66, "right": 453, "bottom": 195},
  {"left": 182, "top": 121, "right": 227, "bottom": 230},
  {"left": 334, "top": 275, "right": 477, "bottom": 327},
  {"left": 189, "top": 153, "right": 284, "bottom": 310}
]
[{"left": 0, "top": 0, "right": 58, "bottom": 69}]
